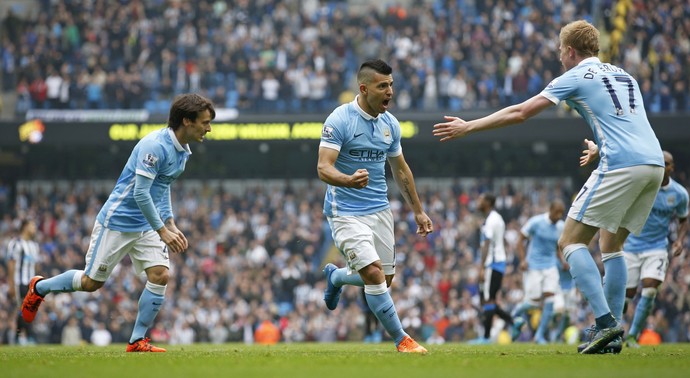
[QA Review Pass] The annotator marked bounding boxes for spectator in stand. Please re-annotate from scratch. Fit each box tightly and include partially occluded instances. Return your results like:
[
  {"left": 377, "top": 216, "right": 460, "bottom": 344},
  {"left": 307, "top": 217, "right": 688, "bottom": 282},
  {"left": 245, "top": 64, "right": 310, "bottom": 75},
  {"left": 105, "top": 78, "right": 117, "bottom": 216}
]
[{"left": 1, "top": 1, "right": 682, "bottom": 117}]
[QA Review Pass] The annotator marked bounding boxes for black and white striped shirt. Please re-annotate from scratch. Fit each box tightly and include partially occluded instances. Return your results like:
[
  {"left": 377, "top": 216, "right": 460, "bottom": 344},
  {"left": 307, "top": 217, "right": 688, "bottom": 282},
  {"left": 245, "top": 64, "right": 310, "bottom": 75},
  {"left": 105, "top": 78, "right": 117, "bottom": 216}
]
[{"left": 7, "top": 238, "right": 41, "bottom": 286}]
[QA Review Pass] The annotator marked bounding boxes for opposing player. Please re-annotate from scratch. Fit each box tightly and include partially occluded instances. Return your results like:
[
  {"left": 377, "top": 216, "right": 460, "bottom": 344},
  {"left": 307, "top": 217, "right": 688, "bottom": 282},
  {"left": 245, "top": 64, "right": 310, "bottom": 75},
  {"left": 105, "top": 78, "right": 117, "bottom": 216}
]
[
  {"left": 21, "top": 93, "right": 215, "bottom": 352},
  {"left": 433, "top": 20, "right": 664, "bottom": 354},
  {"left": 7, "top": 219, "right": 41, "bottom": 344},
  {"left": 511, "top": 200, "right": 566, "bottom": 344},
  {"left": 318, "top": 59, "right": 433, "bottom": 353},
  {"left": 473, "top": 193, "right": 513, "bottom": 343},
  {"left": 623, "top": 151, "right": 688, "bottom": 347}
]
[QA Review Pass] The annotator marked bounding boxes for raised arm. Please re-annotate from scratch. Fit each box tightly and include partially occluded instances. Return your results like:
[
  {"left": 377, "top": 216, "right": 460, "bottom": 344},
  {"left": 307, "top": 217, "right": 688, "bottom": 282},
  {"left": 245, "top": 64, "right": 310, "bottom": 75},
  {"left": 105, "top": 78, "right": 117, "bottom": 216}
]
[{"left": 433, "top": 94, "right": 555, "bottom": 141}]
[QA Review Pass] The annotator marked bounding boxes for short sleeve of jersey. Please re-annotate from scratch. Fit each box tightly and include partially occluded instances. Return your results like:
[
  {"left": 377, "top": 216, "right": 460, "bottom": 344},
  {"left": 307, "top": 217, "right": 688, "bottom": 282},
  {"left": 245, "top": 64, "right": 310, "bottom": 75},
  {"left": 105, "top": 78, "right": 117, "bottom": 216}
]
[
  {"left": 540, "top": 70, "right": 579, "bottom": 105},
  {"left": 319, "top": 111, "right": 347, "bottom": 152},
  {"left": 6, "top": 240, "right": 18, "bottom": 261},
  {"left": 387, "top": 115, "right": 402, "bottom": 157},
  {"left": 135, "top": 138, "right": 166, "bottom": 179},
  {"left": 521, "top": 216, "right": 537, "bottom": 237},
  {"left": 483, "top": 216, "right": 497, "bottom": 241}
]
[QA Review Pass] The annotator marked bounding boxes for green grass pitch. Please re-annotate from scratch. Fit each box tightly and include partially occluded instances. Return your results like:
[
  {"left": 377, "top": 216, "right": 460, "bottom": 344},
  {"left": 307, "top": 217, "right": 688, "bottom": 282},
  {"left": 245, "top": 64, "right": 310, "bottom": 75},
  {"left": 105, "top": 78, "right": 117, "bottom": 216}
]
[{"left": 2, "top": 342, "right": 689, "bottom": 378}]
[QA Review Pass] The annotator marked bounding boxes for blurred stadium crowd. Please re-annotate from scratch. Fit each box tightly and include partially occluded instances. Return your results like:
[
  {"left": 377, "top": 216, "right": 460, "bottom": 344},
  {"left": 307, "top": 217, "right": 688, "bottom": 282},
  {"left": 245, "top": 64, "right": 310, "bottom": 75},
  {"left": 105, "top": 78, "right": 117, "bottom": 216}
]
[
  {"left": 1, "top": 0, "right": 690, "bottom": 348},
  {"left": 1, "top": 0, "right": 689, "bottom": 116},
  {"left": 1, "top": 178, "right": 689, "bottom": 346}
]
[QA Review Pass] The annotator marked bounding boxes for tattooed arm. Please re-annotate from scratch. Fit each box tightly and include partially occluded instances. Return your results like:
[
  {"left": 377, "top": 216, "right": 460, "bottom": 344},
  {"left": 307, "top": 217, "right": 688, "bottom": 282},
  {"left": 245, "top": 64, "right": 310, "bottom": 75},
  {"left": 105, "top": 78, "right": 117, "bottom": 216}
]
[{"left": 388, "top": 154, "right": 433, "bottom": 236}]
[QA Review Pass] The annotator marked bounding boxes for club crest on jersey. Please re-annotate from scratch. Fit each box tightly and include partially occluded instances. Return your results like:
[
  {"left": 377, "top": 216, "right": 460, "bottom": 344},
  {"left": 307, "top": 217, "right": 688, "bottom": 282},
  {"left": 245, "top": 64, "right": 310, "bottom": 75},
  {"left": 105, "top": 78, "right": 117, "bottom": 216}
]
[
  {"left": 667, "top": 196, "right": 676, "bottom": 206},
  {"left": 322, "top": 125, "right": 334, "bottom": 139},
  {"left": 143, "top": 153, "right": 158, "bottom": 168},
  {"left": 383, "top": 127, "right": 392, "bottom": 143}
]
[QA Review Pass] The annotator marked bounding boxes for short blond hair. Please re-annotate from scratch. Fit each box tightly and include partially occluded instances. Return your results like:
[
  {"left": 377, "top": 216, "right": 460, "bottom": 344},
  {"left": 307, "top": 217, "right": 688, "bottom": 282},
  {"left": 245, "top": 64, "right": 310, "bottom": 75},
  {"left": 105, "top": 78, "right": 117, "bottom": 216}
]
[{"left": 560, "top": 20, "right": 600, "bottom": 58}]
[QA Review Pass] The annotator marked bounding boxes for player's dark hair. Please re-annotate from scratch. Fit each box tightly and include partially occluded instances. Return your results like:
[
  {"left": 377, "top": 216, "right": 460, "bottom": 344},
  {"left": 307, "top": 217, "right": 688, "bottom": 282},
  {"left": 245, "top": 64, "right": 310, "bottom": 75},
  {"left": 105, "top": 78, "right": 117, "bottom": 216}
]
[
  {"left": 357, "top": 59, "right": 393, "bottom": 84},
  {"left": 550, "top": 199, "right": 565, "bottom": 211},
  {"left": 168, "top": 93, "right": 216, "bottom": 130},
  {"left": 19, "top": 219, "right": 32, "bottom": 232},
  {"left": 482, "top": 193, "right": 496, "bottom": 207}
]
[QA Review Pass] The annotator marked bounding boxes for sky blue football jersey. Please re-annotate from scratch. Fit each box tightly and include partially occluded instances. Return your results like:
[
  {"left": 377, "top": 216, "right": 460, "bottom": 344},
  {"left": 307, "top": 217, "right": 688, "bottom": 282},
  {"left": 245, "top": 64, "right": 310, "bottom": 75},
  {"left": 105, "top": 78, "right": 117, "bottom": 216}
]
[
  {"left": 540, "top": 57, "right": 663, "bottom": 171},
  {"left": 320, "top": 97, "right": 402, "bottom": 217},
  {"left": 624, "top": 178, "right": 689, "bottom": 252},
  {"left": 521, "top": 213, "right": 564, "bottom": 270},
  {"left": 97, "top": 128, "right": 191, "bottom": 231}
]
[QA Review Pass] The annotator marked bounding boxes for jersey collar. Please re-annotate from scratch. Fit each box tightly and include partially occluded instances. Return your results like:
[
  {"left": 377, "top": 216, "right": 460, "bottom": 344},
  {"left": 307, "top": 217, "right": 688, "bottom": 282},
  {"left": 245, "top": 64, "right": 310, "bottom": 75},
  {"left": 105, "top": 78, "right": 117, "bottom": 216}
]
[
  {"left": 578, "top": 56, "right": 601, "bottom": 66},
  {"left": 353, "top": 95, "right": 380, "bottom": 121},
  {"left": 167, "top": 127, "right": 192, "bottom": 154}
]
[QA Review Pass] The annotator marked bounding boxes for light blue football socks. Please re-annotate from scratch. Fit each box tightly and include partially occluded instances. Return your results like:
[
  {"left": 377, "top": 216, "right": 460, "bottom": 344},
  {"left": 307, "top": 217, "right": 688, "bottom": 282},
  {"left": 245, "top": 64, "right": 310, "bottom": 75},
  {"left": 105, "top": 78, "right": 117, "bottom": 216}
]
[
  {"left": 364, "top": 283, "right": 406, "bottom": 345},
  {"left": 563, "top": 244, "right": 614, "bottom": 327},
  {"left": 512, "top": 301, "right": 537, "bottom": 319},
  {"left": 628, "top": 288, "right": 656, "bottom": 338},
  {"left": 534, "top": 298, "right": 554, "bottom": 342},
  {"left": 330, "top": 267, "right": 365, "bottom": 287},
  {"left": 35, "top": 270, "right": 83, "bottom": 296},
  {"left": 602, "top": 252, "right": 627, "bottom": 321},
  {"left": 130, "top": 281, "right": 166, "bottom": 343}
]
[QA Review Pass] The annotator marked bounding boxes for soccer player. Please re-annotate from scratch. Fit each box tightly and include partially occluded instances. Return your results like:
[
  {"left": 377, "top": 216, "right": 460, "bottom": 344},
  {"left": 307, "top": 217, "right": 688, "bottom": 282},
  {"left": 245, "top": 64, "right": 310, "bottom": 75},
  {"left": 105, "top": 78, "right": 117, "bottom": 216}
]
[
  {"left": 472, "top": 193, "right": 513, "bottom": 343},
  {"left": 318, "top": 59, "right": 433, "bottom": 354},
  {"left": 20, "top": 93, "right": 215, "bottom": 352},
  {"left": 433, "top": 20, "right": 664, "bottom": 354},
  {"left": 7, "top": 219, "right": 40, "bottom": 344},
  {"left": 553, "top": 259, "right": 577, "bottom": 343},
  {"left": 510, "top": 200, "right": 566, "bottom": 344},
  {"left": 623, "top": 150, "right": 688, "bottom": 348}
]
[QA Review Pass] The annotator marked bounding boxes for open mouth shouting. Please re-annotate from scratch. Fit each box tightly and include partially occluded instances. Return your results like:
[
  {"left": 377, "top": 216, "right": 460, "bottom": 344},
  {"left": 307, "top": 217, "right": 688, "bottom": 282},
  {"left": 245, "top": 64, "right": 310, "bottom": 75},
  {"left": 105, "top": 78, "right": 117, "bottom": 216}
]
[{"left": 382, "top": 98, "right": 391, "bottom": 111}]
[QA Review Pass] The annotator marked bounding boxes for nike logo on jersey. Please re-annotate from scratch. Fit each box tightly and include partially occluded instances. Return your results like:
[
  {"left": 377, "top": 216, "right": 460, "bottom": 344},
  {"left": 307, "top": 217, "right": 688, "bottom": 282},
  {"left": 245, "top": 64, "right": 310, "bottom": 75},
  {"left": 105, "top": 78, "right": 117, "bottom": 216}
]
[
  {"left": 382, "top": 305, "right": 394, "bottom": 314},
  {"left": 354, "top": 133, "right": 364, "bottom": 138}
]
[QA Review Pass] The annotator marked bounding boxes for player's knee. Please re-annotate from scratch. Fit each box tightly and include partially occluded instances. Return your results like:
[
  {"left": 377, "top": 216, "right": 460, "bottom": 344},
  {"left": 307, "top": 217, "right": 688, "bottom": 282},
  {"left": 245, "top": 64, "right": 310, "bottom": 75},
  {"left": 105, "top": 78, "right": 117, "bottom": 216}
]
[
  {"left": 151, "top": 271, "right": 170, "bottom": 286},
  {"left": 640, "top": 287, "right": 657, "bottom": 298},
  {"left": 359, "top": 262, "right": 384, "bottom": 284},
  {"left": 146, "top": 266, "right": 170, "bottom": 285},
  {"left": 81, "top": 277, "right": 104, "bottom": 292}
]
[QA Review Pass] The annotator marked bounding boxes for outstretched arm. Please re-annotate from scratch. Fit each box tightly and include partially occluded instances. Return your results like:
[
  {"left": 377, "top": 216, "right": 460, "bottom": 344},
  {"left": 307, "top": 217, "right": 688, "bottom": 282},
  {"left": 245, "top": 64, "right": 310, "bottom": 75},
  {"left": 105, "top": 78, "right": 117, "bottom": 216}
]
[
  {"left": 388, "top": 154, "right": 433, "bottom": 236},
  {"left": 433, "top": 94, "right": 555, "bottom": 141}
]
